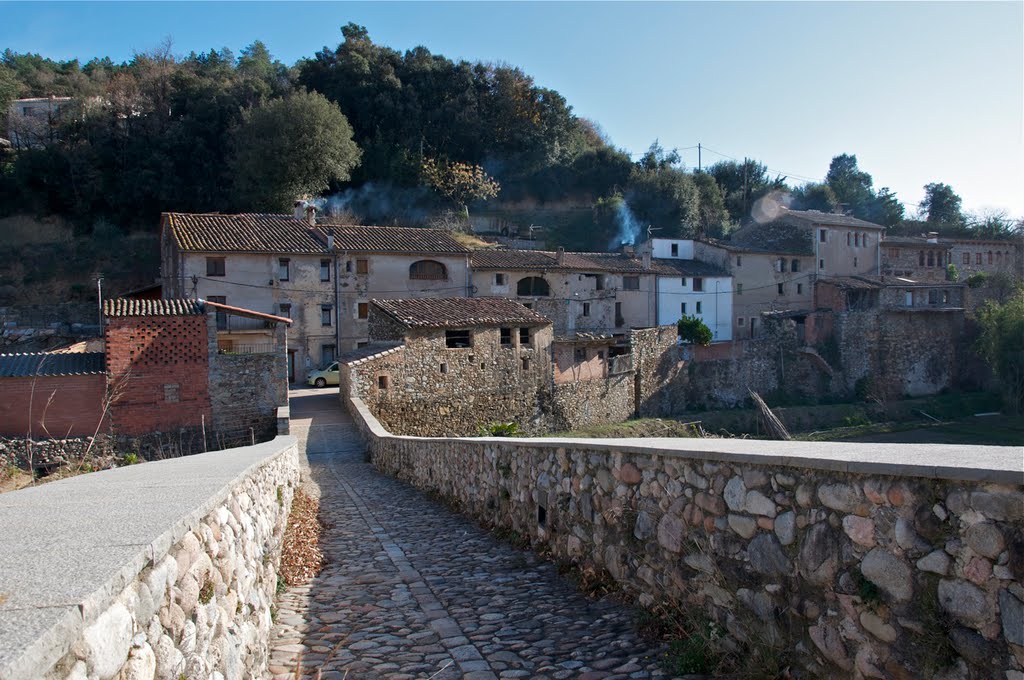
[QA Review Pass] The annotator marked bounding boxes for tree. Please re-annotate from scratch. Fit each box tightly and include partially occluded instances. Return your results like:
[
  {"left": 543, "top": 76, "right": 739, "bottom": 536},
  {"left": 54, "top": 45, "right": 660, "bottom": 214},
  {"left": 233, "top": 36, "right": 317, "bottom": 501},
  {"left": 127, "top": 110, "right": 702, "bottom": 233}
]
[
  {"left": 867, "top": 187, "right": 905, "bottom": 227},
  {"left": 790, "top": 182, "right": 838, "bottom": 213},
  {"left": 229, "top": 91, "right": 361, "bottom": 211},
  {"left": 825, "top": 153, "right": 874, "bottom": 216},
  {"left": 420, "top": 156, "right": 500, "bottom": 218},
  {"left": 709, "top": 159, "right": 787, "bottom": 224},
  {"left": 920, "top": 182, "right": 963, "bottom": 226},
  {"left": 692, "top": 171, "right": 729, "bottom": 238},
  {"left": 976, "top": 289, "right": 1024, "bottom": 413},
  {"left": 626, "top": 141, "right": 699, "bottom": 239},
  {"left": 677, "top": 315, "right": 713, "bottom": 346}
]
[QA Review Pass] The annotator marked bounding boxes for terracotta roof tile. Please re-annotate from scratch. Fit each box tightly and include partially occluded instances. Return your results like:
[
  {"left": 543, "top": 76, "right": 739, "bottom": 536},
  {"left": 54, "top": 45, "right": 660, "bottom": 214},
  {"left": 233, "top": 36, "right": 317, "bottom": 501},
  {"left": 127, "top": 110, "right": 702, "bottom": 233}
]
[
  {"left": 775, "top": 209, "right": 885, "bottom": 230},
  {"left": 372, "top": 297, "right": 551, "bottom": 329},
  {"left": 0, "top": 352, "right": 105, "bottom": 377},
  {"left": 322, "top": 225, "right": 469, "bottom": 254},
  {"left": 103, "top": 299, "right": 204, "bottom": 317},
  {"left": 470, "top": 249, "right": 687, "bottom": 275}
]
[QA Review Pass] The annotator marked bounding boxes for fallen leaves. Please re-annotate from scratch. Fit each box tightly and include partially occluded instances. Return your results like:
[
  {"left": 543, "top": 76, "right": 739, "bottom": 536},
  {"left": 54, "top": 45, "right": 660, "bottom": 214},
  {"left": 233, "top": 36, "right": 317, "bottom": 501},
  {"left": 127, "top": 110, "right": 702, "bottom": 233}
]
[{"left": 279, "top": 488, "right": 325, "bottom": 587}]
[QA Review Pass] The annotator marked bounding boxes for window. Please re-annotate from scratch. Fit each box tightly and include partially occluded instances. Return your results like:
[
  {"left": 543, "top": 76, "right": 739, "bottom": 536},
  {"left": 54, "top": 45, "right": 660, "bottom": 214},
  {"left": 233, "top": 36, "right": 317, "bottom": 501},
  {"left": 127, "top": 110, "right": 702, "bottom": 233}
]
[
  {"left": 927, "top": 252, "right": 934, "bottom": 267},
  {"left": 378, "top": 375, "right": 389, "bottom": 390},
  {"left": 695, "top": 301, "right": 702, "bottom": 314},
  {"left": 963, "top": 253, "right": 970, "bottom": 264},
  {"left": 410, "top": 260, "right": 447, "bottom": 280},
  {"left": 778, "top": 283, "right": 785, "bottom": 295},
  {"left": 320, "top": 259, "right": 331, "bottom": 282},
  {"left": 671, "top": 243, "right": 679, "bottom": 256},
  {"left": 574, "top": 347, "right": 587, "bottom": 363},
  {"left": 279, "top": 258, "right": 290, "bottom": 281},
  {"left": 681, "top": 302, "right": 687, "bottom": 315},
  {"left": 680, "top": 277, "right": 687, "bottom": 287},
  {"left": 495, "top": 273, "right": 507, "bottom": 286},
  {"left": 863, "top": 233, "right": 869, "bottom": 247},
  {"left": 692, "top": 277, "right": 704, "bottom": 292},
  {"left": 582, "top": 302, "right": 591, "bottom": 317},
  {"left": 736, "top": 283, "right": 743, "bottom": 295},
  {"left": 517, "top": 276, "right": 550, "bottom": 296},
  {"left": 445, "top": 329, "right": 472, "bottom": 348},
  {"left": 440, "top": 363, "right": 448, "bottom": 374},
  {"left": 855, "top": 233, "right": 860, "bottom": 247},
  {"left": 500, "top": 328, "right": 512, "bottom": 346},
  {"left": 623, "top": 276, "right": 640, "bottom": 291},
  {"left": 943, "top": 290, "right": 950, "bottom": 304},
  {"left": 854, "top": 257, "right": 858, "bottom": 268},
  {"left": 519, "top": 327, "right": 531, "bottom": 346},
  {"left": 847, "top": 233, "right": 851, "bottom": 246},
  {"left": 522, "top": 358, "right": 530, "bottom": 371},
  {"left": 819, "top": 259, "right": 825, "bottom": 270},
  {"left": 976, "top": 253, "right": 982, "bottom": 264},
  {"left": 890, "top": 248, "right": 901, "bottom": 258},
  {"left": 738, "top": 317, "right": 745, "bottom": 326},
  {"left": 797, "top": 283, "right": 803, "bottom": 295},
  {"left": 615, "top": 302, "right": 623, "bottom": 327},
  {"left": 928, "top": 290, "right": 938, "bottom": 304},
  {"left": 279, "top": 303, "right": 291, "bottom": 319},
  {"left": 820, "top": 229, "right": 827, "bottom": 243},
  {"left": 357, "top": 303, "right": 368, "bottom": 319},
  {"left": 356, "top": 259, "right": 368, "bottom": 275},
  {"left": 737, "top": 256, "right": 742, "bottom": 267},
  {"left": 321, "top": 305, "right": 332, "bottom": 326},
  {"left": 791, "top": 259, "right": 800, "bottom": 272},
  {"left": 777, "top": 258, "right": 785, "bottom": 272},
  {"left": 522, "top": 302, "right": 532, "bottom": 310},
  {"left": 206, "top": 257, "right": 225, "bottom": 277},
  {"left": 345, "top": 260, "right": 353, "bottom": 273},
  {"left": 208, "top": 295, "right": 227, "bottom": 330}
]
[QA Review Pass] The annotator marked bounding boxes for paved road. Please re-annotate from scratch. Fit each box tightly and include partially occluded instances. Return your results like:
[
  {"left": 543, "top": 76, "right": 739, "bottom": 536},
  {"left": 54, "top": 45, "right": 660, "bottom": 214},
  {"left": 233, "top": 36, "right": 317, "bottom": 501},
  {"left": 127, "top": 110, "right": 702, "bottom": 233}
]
[{"left": 267, "top": 388, "right": 668, "bottom": 680}]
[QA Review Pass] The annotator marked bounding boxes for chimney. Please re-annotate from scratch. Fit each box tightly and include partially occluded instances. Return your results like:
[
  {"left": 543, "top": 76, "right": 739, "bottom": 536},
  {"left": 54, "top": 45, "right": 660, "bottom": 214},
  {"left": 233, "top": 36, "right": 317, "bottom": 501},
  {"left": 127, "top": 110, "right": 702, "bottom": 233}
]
[
  {"left": 326, "top": 227, "right": 335, "bottom": 251},
  {"left": 642, "top": 251, "right": 651, "bottom": 270},
  {"left": 293, "top": 200, "right": 306, "bottom": 220},
  {"left": 556, "top": 247, "right": 565, "bottom": 265},
  {"left": 622, "top": 245, "right": 635, "bottom": 256},
  {"left": 305, "top": 204, "right": 316, "bottom": 227},
  {"left": 927, "top": 232, "right": 939, "bottom": 244}
]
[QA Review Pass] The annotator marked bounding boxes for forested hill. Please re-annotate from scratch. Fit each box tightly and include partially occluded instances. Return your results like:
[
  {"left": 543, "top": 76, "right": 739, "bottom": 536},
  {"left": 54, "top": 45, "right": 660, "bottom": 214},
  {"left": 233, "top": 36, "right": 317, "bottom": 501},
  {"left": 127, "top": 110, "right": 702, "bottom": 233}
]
[{"left": 0, "top": 24, "right": 1018, "bottom": 253}]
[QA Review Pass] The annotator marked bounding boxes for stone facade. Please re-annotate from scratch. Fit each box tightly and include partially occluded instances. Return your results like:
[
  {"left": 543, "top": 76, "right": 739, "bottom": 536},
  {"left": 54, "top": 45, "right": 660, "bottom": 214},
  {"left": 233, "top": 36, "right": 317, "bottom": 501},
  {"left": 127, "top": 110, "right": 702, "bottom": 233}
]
[
  {"left": 5, "top": 438, "right": 299, "bottom": 680},
  {"left": 549, "top": 372, "right": 634, "bottom": 432},
  {"left": 351, "top": 400, "right": 1024, "bottom": 679},
  {"left": 0, "top": 303, "right": 101, "bottom": 351},
  {"left": 881, "top": 237, "right": 952, "bottom": 281},
  {"left": 947, "top": 239, "right": 1020, "bottom": 279}
]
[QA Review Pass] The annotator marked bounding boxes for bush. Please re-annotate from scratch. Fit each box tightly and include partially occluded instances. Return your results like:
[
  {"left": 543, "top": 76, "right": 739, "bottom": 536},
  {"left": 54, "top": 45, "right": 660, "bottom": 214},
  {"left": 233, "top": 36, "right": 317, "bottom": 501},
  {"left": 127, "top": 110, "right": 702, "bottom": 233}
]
[
  {"left": 476, "top": 421, "right": 523, "bottom": 437},
  {"left": 677, "top": 315, "right": 713, "bottom": 346}
]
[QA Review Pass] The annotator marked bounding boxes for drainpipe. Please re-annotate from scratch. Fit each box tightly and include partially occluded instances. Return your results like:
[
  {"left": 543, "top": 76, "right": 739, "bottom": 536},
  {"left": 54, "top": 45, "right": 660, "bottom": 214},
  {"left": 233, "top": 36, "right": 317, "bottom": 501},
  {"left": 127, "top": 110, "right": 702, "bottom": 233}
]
[
  {"left": 465, "top": 254, "right": 472, "bottom": 296},
  {"left": 876, "top": 234, "right": 881, "bottom": 276},
  {"left": 334, "top": 250, "right": 341, "bottom": 352}
]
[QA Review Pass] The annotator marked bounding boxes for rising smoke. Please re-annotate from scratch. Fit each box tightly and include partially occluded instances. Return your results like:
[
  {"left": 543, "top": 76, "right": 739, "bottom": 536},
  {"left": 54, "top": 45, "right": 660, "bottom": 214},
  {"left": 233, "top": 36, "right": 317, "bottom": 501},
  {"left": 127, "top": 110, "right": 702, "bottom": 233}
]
[
  {"left": 608, "top": 200, "right": 643, "bottom": 251},
  {"left": 310, "top": 182, "right": 434, "bottom": 226}
]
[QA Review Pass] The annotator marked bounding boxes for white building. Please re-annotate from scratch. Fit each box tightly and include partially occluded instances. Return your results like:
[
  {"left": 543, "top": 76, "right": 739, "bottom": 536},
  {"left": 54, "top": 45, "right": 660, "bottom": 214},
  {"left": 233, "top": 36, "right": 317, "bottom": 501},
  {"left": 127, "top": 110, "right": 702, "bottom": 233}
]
[{"left": 646, "top": 238, "right": 733, "bottom": 342}]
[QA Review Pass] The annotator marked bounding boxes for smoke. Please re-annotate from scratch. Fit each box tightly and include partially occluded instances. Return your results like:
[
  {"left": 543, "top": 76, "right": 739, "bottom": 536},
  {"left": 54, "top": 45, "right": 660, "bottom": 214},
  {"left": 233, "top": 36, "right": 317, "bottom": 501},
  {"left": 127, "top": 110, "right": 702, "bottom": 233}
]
[
  {"left": 608, "top": 200, "right": 643, "bottom": 251},
  {"left": 310, "top": 182, "right": 433, "bottom": 226}
]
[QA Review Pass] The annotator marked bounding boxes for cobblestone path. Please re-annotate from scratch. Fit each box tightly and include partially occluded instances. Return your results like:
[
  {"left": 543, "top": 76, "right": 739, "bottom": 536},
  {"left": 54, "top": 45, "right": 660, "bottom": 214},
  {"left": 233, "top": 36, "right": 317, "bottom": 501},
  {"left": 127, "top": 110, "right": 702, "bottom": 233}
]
[{"left": 267, "top": 390, "right": 668, "bottom": 680}]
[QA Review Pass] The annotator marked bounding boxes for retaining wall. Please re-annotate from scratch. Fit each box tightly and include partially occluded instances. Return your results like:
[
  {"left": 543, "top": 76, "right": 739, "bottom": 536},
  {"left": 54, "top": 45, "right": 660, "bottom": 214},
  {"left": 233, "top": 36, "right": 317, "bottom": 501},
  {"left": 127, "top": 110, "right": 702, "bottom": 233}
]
[
  {"left": 0, "top": 436, "right": 299, "bottom": 680},
  {"left": 348, "top": 395, "right": 1024, "bottom": 678}
]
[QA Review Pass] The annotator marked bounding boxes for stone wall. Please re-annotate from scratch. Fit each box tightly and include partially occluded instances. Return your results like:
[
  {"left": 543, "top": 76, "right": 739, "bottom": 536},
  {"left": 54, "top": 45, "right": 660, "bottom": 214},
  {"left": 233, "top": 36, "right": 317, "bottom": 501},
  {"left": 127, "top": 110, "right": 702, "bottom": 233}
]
[
  {"left": 207, "top": 317, "right": 289, "bottom": 442},
  {"left": 0, "top": 437, "right": 299, "bottom": 680},
  {"left": 548, "top": 372, "right": 634, "bottom": 432},
  {"left": 341, "top": 325, "right": 554, "bottom": 436},
  {"left": 0, "top": 303, "right": 101, "bottom": 351},
  {"left": 349, "top": 399, "right": 1024, "bottom": 679}
]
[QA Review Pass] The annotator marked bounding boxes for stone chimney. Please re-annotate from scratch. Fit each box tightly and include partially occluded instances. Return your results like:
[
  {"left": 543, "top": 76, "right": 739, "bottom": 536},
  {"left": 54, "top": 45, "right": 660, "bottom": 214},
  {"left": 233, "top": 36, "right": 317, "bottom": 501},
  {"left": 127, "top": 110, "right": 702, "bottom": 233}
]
[
  {"left": 556, "top": 247, "right": 565, "bottom": 265},
  {"left": 293, "top": 200, "right": 306, "bottom": 220},
  {"left": 927, "top": 232, "right": 939, "bottom": 244},
  {"left": 326, "top": 228, "right": 335, "bottom": 251},
  {"left": 642, "top": 251, "right": 652, "bottom": 270},
  {"left": 622, "top": 245, "right": 635, "bottom": 256},
  {"left": 305, "top": 204, "right": 316, "bottom": 227}
]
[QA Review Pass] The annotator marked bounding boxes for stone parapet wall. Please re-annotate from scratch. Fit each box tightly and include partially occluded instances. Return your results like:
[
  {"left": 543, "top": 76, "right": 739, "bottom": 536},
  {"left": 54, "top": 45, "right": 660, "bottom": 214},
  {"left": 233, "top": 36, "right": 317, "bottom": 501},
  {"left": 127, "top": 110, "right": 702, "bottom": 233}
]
[
  {"left": 0, "top": 437, "right": 299, "bottom": 680},
  {"left": 349, "top": 397, "right": 1024, "bottom": 679}
]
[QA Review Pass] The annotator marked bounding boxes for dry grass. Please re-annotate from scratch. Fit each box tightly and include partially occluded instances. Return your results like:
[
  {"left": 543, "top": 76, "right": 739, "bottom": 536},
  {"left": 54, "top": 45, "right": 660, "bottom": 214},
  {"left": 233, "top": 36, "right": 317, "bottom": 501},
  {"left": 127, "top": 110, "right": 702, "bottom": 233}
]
[
  {"left": 0, "top": 215, "right": 73, "bottom": 246},
  {"left": 279, "top": 488, "right": 325, "bottom": 586}
]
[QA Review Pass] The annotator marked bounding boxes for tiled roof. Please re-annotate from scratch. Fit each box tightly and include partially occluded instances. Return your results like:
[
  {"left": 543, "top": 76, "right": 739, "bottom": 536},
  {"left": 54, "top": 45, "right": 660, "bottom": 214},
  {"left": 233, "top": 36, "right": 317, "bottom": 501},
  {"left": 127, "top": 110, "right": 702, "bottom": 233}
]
[
  {"left": 882, "top": 236, "right": 949, "bottom": 247},
  {"left": 654, "top": 259, "right": 731, "bottom": 278},
  {"left": 372, "top": 297, "right": 551, "bottom": 329},
  {"left": 471, "top": 249, "right": 687, "bottom": 275},
  {"left": 818, "top": 276, "right": 885, "bottom": 290},
  {"left": 337, "top": 342, "right": 404, "bottom": 367},
  {"left": 203, "top": 300, "right": 292, "bottom": 325},
  {"left": 0, "top": 352, "right": 105, "bottom": 377},
  {"left": 164, "top": 212, "right": 469, "bottom": 255},
  {"left": 319, "top": 225, "right": 469, "bottom": 254},
  {"left": 725, "top": 223, "right": 816, "bottom": 256},
  {"left": 164, "top": 213, "right": 328, "bottom": 253},
  {"left": 775, "top": 209, "right": 885, "bottom": 230},
  {"left": 104, "top": 299, "right": 204, "bottom": 317}
]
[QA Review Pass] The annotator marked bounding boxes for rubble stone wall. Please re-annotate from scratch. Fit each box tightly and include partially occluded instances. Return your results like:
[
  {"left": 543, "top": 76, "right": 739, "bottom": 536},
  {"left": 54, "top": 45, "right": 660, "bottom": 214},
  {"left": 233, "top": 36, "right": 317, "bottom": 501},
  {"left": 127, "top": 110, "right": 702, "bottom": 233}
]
[
  {"left": 0, "top": 303, "right": 101, "bottom": 351},
  {"left": 12, "top": 438, "right": 300, "bottom": 680},
  {"left": 350, "top": 399, "right": 1024, "bottom": 679}
]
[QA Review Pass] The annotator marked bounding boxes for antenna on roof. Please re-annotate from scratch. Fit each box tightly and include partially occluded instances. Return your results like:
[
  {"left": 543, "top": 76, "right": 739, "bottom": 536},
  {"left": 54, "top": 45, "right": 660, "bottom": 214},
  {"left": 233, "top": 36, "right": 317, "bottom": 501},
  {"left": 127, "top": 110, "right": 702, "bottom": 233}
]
[{"left": 646, "top": 226, "right": 662, "bottom": 240}]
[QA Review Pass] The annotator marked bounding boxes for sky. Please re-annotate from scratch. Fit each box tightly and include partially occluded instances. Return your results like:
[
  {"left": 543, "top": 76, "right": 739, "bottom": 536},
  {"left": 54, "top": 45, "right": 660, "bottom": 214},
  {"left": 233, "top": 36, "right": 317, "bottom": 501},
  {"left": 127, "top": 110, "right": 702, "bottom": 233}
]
[{"left": 2, "top": 1, "right": 1022, "bottom": 219}]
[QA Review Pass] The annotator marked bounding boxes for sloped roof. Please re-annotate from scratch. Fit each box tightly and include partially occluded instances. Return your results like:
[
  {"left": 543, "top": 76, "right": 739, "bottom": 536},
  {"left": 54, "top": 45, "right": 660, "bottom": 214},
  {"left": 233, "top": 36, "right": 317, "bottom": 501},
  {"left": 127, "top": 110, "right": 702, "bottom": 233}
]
[
  {"left": 0, "top": 352, "right": 105, "bottom": 377},
  {"left": 163, "top": 212, "right": 469, "bottom": 255},
  {"left": 104, "top": 299, "right": 204, "bottom": 317},
  {"left": 320, "top": 225, "right": 469, "bottom": 254},
  {"left": 202, "top": 300, "right": 292, "bottom": 325},
  {"left": 724, "top": 223, "right": 816, "bottom": 256},
  {"left": 882, "top": 236, "right": 949, "bottom": 247},
  {"left": 337, "top": 342, "right": 404, "bottom": 366},
  {"left": 164, "top": 213, "right": 328, "bottom": 254},
  {"left": 372, "top": 297, "right": 551, "bottom": 329},
  {"left": 775, "top": 208, "right": 885, "bottom": 230},
  {"left": 471, "top": 249, "right": 686, "bottom": 275},
  {"left": 654, "top": 259, "right": 731, "bottom": 278}
]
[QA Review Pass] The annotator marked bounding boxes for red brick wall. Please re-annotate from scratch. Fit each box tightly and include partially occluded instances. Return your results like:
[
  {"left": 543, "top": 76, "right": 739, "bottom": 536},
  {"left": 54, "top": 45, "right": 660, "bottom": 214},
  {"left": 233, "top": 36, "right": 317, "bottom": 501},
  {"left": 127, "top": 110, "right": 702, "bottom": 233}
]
[
  {"left": 106, "top": 315, "right": 212, "bottom": 435},
  {"left": 0, "top": 375, "right": 107, "bottom": 436}
]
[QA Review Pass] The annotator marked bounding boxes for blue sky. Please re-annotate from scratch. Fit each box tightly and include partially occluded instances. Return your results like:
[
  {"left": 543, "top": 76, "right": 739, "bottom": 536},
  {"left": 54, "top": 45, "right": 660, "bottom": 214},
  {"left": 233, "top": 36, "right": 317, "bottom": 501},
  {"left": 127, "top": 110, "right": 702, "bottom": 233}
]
[{"left": 2, "top": 1, "right": 1022, "bottom": 218}]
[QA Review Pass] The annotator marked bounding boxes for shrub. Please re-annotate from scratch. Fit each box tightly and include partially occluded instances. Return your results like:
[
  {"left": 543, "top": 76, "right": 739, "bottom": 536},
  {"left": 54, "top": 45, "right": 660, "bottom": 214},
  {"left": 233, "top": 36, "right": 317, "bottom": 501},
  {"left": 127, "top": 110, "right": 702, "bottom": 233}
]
[{"left": 677, "top": 315, "right": 712, "bottom": 346}]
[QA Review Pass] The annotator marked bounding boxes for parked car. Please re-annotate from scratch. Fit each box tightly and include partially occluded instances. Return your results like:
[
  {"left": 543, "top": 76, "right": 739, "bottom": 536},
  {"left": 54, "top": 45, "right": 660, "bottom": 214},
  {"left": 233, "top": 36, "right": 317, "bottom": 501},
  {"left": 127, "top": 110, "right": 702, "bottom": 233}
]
[{"left": 306, "top": 362, "right": 339, "bottom": 388}]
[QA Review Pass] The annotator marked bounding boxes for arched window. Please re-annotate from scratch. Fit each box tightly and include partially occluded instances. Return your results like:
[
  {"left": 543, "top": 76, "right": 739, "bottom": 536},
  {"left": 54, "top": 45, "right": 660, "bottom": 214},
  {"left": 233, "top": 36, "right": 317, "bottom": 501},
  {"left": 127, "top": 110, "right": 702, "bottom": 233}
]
[
  {"left": 996, "top": 251, "right": 1002, "bottom": 263},
  {"left": 517, "top": 276, "right": 550, "bottom": 296},
  {"left": 927, "top": 252, "right": 934, "bottom": 266},
  {"left": 791, "top": 259, "right": 800, "bottom": 272},
  {"left": 854, "top": 233, "right": 860, "bottom": 247},
  {"left": 777, "top": 258, "right": 785, "bottom": 272},
  {"left": 919, "top": 251, "right": 925, "bottom": 266},
  {"left": 862, "top": 233, "right": 869, "bottom": 247},
  {"left": 409, "top": 260, "right": 447, "bottom": 280},
  {"left": 988, "top": 251, "right": 994, "bottom": 264}
]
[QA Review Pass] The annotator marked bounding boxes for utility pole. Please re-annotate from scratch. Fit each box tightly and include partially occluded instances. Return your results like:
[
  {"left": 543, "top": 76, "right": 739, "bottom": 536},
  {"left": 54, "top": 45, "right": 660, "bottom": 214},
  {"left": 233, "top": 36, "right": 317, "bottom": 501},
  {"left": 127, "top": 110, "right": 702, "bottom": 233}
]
[
  {"left": 698, "top": 143, "right": 701, "bottom": 172},
  {"left": 96, "top": 275, "right": 103, "bottom": 327},
  {"left": 743, "top": 157, "right": 749, "bottom": 217}
]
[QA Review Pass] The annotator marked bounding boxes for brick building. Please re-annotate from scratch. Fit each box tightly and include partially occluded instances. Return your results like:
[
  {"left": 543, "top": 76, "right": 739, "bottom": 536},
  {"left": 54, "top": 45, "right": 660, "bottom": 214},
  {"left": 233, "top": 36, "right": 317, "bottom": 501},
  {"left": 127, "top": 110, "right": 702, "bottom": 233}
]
[{"left": 0, "top": 352, "right": 107, "bottom": 437}]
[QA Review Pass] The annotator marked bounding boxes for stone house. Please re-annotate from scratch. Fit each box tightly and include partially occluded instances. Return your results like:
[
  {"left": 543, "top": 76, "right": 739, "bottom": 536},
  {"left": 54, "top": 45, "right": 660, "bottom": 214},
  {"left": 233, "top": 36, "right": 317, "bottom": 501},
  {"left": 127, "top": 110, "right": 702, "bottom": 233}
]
[
  {"left": 755, "top": 208, "right": 884, "bottom": 277},
  {"left": 694, "top": 240, "right": 813, "bottom": 340},
  {"left": 340, "top": 297, "right": 553, "bottom": 436},
  {"left": 881, "top": 235, "right": 953, "bottom": 281},
  {"left": 469, "top": 248, "right": 662, "bottom": 338},
  {"left": 160, "top": 205, "right": 470, "bottom": 380},
  {"left": 6, "top": 96, "right": 73, "bottom": 149},
  {"left": 643, "top": 238, "right": 734, "bottom": 342},
  {"left": 944, "top": 237, "right": 1020, "bottom": 279}
]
